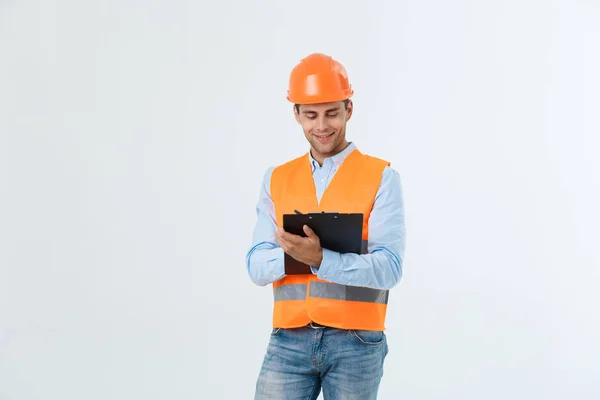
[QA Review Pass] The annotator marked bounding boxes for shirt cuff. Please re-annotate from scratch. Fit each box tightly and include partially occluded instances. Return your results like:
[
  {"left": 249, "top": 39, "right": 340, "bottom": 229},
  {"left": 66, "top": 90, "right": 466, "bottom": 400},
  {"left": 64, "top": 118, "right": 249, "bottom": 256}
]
[{"left": 315, "top": 248, "right": 340, "bottom": 281}]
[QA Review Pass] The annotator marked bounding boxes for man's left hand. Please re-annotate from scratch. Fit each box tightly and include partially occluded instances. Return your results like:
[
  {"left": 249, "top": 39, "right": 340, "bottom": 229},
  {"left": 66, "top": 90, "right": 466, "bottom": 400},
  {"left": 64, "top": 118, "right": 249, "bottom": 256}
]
[{"left": 276, "top": 225, "right": 323, "bottom": 268}]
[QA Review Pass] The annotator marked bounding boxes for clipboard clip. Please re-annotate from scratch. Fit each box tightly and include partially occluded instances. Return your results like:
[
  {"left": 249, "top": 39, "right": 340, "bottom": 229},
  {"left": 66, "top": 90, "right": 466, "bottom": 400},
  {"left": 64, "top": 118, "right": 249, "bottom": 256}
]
[{"left": 294, "top": 209, "right": 339, "bottom": 215}]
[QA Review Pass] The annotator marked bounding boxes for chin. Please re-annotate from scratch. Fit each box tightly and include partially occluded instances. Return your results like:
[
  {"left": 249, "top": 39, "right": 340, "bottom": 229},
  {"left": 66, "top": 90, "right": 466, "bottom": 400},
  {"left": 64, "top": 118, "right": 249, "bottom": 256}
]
[{"left": 313, "top": 141, "right": 335, "bottom": 152}]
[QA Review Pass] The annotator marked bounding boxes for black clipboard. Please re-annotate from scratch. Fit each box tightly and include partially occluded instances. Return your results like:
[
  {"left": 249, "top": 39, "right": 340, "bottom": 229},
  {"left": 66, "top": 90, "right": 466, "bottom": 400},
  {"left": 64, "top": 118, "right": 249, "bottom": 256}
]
[{"left": 282, "top": 212, "right": 364, "bottom": 275}]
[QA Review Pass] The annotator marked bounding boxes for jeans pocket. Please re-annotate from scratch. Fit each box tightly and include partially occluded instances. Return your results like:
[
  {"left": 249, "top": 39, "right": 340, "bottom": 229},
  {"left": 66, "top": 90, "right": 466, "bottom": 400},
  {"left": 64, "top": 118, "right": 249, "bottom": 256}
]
[{"left": 350, "top": 329, "right": 385, "bottom": 345}]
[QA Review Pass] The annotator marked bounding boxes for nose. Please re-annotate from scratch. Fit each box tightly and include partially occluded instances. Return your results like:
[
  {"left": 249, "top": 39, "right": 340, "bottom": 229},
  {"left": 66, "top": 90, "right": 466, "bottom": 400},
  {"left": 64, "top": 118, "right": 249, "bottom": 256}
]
[{"left": 315, "top": 115, "right": 327, "bottom": 131}]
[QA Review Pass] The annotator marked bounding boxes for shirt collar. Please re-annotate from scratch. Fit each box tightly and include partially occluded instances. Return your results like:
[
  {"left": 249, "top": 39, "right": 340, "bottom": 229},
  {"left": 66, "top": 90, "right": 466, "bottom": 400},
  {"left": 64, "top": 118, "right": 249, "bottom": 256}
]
[{"left": 309, "top": 142, "right": 357, "bottom": 172}]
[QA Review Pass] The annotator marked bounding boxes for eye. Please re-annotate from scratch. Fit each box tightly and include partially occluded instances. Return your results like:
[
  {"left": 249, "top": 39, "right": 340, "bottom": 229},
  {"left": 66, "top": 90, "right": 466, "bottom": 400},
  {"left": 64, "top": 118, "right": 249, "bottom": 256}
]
[{"left": 327, "top": 113, "right": 339, "bottom": 118}]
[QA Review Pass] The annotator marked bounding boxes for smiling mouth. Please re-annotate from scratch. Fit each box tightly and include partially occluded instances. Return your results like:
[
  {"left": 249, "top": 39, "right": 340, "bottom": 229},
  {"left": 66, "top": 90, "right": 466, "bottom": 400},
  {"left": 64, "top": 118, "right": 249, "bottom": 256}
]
[{"left": 314, "top": 133, "right": 334, "bottom": 139}]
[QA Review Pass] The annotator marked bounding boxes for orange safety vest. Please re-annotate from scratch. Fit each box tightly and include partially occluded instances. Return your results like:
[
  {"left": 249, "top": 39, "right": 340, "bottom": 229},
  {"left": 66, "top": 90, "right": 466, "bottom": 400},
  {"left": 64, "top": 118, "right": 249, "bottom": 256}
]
[{"left": 270, "top": 148, "right": 391, "bottom": 331}]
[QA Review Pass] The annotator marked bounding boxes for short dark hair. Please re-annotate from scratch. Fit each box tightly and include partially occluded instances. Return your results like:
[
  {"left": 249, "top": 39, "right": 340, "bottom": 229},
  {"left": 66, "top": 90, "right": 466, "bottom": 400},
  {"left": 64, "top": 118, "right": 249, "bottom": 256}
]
[{"left": 295, "top": 99, "right": 350, "bottom": 113}]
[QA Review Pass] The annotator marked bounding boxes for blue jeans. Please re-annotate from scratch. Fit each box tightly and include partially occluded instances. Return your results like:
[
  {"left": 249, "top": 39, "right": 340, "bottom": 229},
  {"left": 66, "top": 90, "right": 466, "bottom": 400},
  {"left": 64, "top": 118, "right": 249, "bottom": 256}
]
[{"left": 254, "top": 323, "right": 389, "bottom": 399}]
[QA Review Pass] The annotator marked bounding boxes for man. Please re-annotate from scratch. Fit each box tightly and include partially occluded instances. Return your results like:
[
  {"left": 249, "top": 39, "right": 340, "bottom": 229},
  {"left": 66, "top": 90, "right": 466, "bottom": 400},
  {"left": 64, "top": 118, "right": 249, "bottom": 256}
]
[{"left": 246, "top": 53, "right": 406, "bottom": 400}]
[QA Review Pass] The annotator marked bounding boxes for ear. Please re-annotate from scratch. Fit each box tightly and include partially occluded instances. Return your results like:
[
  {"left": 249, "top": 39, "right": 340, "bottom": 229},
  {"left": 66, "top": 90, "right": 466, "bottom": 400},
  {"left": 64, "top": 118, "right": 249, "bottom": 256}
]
[
  {"left": 293, "top": 104, "right": 301, "bottom": 124},
  {"left": 346, "top": 100, "right": 353, "bottom": 122}
]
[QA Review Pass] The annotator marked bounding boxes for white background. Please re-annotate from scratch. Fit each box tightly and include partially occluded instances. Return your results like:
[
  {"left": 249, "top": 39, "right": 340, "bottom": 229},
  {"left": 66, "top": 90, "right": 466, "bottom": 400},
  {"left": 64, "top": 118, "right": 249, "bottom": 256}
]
[{"left": 1, "top": 1, "right": 599, "bottom": 399}]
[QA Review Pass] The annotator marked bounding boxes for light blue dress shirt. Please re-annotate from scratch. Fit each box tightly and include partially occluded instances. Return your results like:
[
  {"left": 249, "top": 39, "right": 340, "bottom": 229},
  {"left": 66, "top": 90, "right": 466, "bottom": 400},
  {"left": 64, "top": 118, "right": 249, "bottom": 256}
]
[{"left": 245, "top": 142, "right": 406, "bottom": 290}]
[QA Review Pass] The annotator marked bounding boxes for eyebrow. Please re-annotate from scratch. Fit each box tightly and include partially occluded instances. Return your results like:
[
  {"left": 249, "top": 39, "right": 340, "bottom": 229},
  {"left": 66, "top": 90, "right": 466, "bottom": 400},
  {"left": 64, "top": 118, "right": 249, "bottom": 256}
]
[{"left": 302, "top": 107, "right": 341, "bottom": 114}]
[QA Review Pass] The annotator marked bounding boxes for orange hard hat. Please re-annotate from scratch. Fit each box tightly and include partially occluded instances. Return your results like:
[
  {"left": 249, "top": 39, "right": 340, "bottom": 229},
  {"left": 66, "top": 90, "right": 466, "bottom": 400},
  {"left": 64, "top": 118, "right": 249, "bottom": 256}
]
[{"left": 287, "top": 53, "right": 354, "bottom": 104}]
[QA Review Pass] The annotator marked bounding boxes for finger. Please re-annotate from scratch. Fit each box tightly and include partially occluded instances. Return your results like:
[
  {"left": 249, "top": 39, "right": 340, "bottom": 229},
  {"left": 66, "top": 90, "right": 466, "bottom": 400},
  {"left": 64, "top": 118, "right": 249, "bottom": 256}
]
[
  {"left": 279, "top": 241, "right": 288, "bottom": 252},
  {"left": 277, "top": 233, "right": 292, "bottom": 249},
  {"left": 283, "top": 240, "right": 295, "bottom": 252},
  {"left": 303, "top": 224, "right": 316, "bottom": 238},
  {"left": 276, "top": 233, "right": 285, "bottom": 248},
  {"left": 279, "top": 229, "right": 302, "bottom": 244},
  {"left": 276, "top": 227, "right": 292, "bottom": 243},
  {"left": 276, "top": 227, "right": 284, "bottom": 240}
]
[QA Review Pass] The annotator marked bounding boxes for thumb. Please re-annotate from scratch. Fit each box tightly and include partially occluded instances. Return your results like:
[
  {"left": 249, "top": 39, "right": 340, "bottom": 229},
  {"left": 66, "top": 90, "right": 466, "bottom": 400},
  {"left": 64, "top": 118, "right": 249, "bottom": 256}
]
[{"left": 303, "top": 224, "right": 316, "bottom": 238}]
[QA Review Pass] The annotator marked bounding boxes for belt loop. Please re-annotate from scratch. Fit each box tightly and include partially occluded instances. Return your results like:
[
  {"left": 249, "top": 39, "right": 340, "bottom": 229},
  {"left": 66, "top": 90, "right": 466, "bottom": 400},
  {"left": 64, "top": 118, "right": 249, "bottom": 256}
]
[{"left": 309, "top": 321, "right": 326, "bottom": 329}]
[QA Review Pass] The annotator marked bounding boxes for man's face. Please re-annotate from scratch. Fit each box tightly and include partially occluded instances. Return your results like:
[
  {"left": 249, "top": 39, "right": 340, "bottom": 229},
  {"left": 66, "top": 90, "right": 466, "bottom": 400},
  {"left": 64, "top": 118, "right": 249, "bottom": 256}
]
[{"left": 294, "top": 100, "right": 353, "bottom": 163}]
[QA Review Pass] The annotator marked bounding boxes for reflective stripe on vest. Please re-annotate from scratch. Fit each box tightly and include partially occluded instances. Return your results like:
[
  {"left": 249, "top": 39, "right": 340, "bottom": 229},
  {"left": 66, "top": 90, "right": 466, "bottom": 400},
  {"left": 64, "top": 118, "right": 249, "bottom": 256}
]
[
  {"left": 309, "top": 282, "right": 389, "bottom": 304},
  {"left": 273, "top": 284, "right": 307, "bottom": 301},
  {"left": 274, "top": 282, "right": 388, "bottom": 304}
]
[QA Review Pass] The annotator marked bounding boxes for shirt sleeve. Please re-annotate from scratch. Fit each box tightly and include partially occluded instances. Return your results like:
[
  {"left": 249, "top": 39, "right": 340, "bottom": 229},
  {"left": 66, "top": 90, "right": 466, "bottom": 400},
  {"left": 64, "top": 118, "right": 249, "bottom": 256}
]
[
  {"left": 313, "top": 166, "right": 406, "bottom": 290},
  {"left": 245, "top": 167, "right": 286, "bottom": 286}
]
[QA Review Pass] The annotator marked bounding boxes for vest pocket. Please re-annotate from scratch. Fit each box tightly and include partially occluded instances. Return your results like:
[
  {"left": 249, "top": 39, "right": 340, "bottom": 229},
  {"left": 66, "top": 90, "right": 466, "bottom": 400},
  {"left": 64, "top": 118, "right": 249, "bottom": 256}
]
[{"left": 350, "top": 329, "right": 385, "bottom": 345}]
